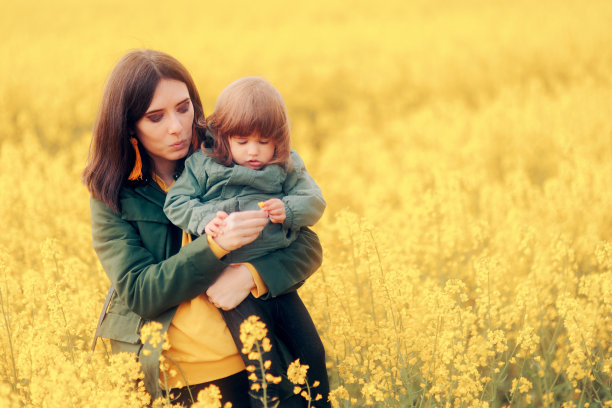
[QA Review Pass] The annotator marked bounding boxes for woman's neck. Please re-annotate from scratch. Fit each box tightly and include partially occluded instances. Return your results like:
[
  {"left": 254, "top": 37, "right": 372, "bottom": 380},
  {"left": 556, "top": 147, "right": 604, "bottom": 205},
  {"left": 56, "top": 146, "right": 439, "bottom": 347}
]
[{"left": 152, "top": 159, "right": 177, "bottom": 186}]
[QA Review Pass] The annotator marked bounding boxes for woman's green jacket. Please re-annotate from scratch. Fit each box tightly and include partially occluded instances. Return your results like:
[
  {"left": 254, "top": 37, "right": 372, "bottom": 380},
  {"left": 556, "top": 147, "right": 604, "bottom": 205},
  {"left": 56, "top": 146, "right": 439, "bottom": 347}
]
[{"left": 90, "top": 179, "right": 322, "bottom": 400}]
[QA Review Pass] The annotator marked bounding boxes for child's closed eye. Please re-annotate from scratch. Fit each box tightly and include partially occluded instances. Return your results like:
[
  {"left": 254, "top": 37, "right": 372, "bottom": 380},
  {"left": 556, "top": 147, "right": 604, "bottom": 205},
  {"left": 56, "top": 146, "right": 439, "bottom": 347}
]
[{"left": 231, "top": 137, "right": 248, "bottom": 145}]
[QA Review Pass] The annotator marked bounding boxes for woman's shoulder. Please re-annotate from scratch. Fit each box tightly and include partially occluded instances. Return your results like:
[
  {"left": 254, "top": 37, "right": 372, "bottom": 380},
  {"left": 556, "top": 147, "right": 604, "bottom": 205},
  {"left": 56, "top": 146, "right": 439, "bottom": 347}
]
[
  {"left": 90, "top": 187, "right": 142, "bottom": 213},
  {"left": 89, "top": 185, "right": 142, "bottom": 213},
  {"left": 91, "top": 186, "right": 168, "bottom": 229},
  {"left": 89, "top": 188, "right": 145, "bottom": 213}
]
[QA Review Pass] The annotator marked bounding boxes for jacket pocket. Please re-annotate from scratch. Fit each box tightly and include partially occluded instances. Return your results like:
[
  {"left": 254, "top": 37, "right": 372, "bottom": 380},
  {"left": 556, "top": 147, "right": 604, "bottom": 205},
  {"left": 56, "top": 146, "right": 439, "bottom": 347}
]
[
  {"left": 109, "top": 338, "right": 142, "bottom": 355},
  {"left": 96, "top": 311, "right": 143, "bottom": 344}
]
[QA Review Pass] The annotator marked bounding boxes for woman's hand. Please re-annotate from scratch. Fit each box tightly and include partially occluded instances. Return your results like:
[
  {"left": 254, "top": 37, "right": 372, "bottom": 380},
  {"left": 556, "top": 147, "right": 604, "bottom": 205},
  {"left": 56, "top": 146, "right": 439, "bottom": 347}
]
[
  {"left": 211, "top": 210, "right": 268, "bottom": 251},
  {"left": 204, "top": 211, "right": 228, "bottom": 237},
  {"left": 206, "top": 264, "right": 254, "bottom": 310}
]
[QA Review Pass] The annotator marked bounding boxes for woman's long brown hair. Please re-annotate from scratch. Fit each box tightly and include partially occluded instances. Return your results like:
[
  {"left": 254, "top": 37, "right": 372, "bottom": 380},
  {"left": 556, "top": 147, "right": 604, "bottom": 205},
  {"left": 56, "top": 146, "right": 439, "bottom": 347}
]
[{"left": 82, "top": 49, "right": 205, "bottom": 213}]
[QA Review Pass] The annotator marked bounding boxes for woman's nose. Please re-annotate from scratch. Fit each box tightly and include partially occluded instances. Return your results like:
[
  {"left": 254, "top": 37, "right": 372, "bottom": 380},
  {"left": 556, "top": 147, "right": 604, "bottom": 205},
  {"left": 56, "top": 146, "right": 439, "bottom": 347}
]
[{"left": 168, "top": 113, "right": 183, "bottom": 134}]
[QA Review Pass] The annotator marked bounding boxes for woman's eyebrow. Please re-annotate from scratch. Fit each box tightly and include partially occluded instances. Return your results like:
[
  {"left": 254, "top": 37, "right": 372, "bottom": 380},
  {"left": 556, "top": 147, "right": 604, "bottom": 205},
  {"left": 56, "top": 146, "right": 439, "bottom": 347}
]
[
  {"left": 145, "top": 98, "right": 190, "bottom": 115},
  {"left": 176, "top": 98, "right": 190, "bottom": 107},
  {"left": 145, "top": 108, "right": 164, "bottom": 115}
]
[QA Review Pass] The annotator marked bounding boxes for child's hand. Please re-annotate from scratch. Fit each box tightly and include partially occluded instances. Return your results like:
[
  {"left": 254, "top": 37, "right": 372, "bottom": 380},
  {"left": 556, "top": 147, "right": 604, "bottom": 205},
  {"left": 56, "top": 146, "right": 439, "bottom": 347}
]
[
  {"left": 204, "top": 211, "right": 229, "bottom": 237},
  {"left": 258, "top": 199, "right": 286, "bottom": 224}
]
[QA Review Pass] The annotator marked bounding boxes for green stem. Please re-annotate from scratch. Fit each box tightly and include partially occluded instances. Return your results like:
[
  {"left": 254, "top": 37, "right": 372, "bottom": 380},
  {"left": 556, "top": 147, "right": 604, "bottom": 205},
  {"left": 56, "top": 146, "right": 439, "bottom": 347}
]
[
  {"left": 163, "top": 355, "right": 194, "bottom": 405},
  {"left": 305, "top": 379, "right": 312, "bottom": 408},
  {"left": 0, "top": 283, "right": 18, "bottom": 392},
  {"left": 160, "top": 364, "right": 172, "bottom": 407},
  {"left": 53, "top": 288, "right": 76, "bottom": 365},
  {"left": 255, "top": 341, "right": 270, "bottom": 408},
  {"left": 417, "top": 315, "right": 442, "bottom": 408},
  {"left": 368, "top": 230, "right": 404, "bottom": 368}
]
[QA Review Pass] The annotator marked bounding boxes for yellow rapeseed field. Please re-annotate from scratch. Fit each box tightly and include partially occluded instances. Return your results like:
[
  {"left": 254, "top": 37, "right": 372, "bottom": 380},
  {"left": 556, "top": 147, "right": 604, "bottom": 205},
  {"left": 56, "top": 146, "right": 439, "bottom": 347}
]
[{"left": 1, "top": 0, "right": 611, "bottom": 406}]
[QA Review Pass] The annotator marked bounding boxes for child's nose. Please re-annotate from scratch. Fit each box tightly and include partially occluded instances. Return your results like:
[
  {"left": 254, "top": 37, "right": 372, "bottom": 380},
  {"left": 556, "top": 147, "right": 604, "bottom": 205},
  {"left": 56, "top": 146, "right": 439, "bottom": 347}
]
[{"left": 248, "top": 143, "right": 259, "bottom": 155}]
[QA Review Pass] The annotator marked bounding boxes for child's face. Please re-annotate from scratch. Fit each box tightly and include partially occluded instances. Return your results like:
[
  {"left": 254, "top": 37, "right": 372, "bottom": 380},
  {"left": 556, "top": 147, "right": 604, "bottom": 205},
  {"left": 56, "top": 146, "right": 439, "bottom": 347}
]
[{"left": 229, "top": 131, "right": 275, "bottom": 170}]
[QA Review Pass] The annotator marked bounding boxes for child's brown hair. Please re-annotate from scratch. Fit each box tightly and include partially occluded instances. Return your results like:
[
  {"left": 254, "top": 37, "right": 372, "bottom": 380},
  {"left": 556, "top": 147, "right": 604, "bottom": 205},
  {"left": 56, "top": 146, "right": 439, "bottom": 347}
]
[{"left": 206, "top": 76, "right": 291, "bottom": 170}]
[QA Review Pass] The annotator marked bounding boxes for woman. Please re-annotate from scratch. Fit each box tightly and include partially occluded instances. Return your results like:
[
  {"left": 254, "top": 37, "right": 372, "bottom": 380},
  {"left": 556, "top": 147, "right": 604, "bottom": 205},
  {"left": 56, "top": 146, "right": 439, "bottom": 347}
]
[{"left": 83, "top": 49, "right": 323, "bottom": 407}]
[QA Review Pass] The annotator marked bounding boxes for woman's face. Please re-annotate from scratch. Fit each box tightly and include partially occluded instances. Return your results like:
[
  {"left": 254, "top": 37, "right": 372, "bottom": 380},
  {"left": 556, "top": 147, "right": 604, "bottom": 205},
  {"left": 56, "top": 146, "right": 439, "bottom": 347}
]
[{"left": 135, "top": 78, "right": 193, "bottom": 172}]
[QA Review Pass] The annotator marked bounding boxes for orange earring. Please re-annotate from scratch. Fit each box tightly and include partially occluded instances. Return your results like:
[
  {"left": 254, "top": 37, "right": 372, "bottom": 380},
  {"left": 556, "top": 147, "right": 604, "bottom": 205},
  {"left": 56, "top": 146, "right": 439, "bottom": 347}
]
[{"left": 128, "top": 137, "right": 143, "bottom": 180}]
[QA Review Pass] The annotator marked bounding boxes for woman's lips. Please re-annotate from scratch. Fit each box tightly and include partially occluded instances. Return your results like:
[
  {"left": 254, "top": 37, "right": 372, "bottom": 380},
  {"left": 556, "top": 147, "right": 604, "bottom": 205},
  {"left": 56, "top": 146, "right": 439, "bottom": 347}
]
[{"left": 170, "top": 140, "right": 187, "bottom": 149}]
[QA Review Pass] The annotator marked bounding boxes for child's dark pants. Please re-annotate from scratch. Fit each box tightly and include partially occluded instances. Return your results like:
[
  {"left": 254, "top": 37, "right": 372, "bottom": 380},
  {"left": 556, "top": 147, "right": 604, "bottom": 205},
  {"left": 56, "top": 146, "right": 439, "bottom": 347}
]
[{"left": 221, "top": 291, "right": 331, "bottom": 408}]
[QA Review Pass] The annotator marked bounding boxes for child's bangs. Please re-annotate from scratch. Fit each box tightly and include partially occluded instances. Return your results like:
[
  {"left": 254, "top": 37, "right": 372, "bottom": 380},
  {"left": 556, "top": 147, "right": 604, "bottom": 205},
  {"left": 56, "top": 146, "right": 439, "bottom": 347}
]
[
  {"left": 220, "top": 103, "right": 287, "bottom": 141},
  {"left": 221, "top": 116, "right": 259, "bottom": 139}
]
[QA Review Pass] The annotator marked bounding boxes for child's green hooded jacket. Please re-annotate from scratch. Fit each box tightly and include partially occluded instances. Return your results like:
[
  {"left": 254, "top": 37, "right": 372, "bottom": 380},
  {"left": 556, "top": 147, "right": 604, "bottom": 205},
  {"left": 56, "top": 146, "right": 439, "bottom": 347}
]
[{"left": 164, "top": 149, "right": 326, "bottom": 263}]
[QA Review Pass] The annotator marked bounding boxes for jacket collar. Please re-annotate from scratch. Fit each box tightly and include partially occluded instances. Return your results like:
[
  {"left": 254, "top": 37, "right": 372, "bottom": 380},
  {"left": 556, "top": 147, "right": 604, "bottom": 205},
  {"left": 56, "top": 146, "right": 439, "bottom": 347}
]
[{"left": 132, "top": 180, "right": 167, "bottom": 208}]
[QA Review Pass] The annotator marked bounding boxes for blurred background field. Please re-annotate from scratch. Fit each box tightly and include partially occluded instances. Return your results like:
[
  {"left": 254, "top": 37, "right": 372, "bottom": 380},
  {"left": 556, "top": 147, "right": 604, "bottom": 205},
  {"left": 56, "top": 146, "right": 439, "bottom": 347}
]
[{"left": 1, "top": 0, "right": 611, "bottom": 406}]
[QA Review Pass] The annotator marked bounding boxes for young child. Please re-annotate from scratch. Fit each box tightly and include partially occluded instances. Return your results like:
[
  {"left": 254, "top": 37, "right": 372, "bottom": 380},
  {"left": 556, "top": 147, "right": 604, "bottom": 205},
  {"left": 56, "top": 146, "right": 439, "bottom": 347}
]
[{"left": 164, "top": 76, "right": 330, "bottom": 407}]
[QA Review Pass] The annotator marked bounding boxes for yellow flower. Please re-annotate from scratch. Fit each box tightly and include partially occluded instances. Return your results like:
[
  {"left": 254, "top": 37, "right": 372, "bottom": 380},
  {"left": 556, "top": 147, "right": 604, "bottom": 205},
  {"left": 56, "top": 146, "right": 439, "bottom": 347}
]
[
  {"left": 510, "top": 377, "right": 532, "bottom": 395},
  {"left": 287, "top": 359, "right": 309, "bottom": 385},
  {"left": 191, "top": 384, "right": 223, "bottom": 408},
  {"left": 139, "top": 321, "right": 164, "bottom": 348},
  {"left": 239, "top": 315, "right": 268, "bottom": 355}
]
